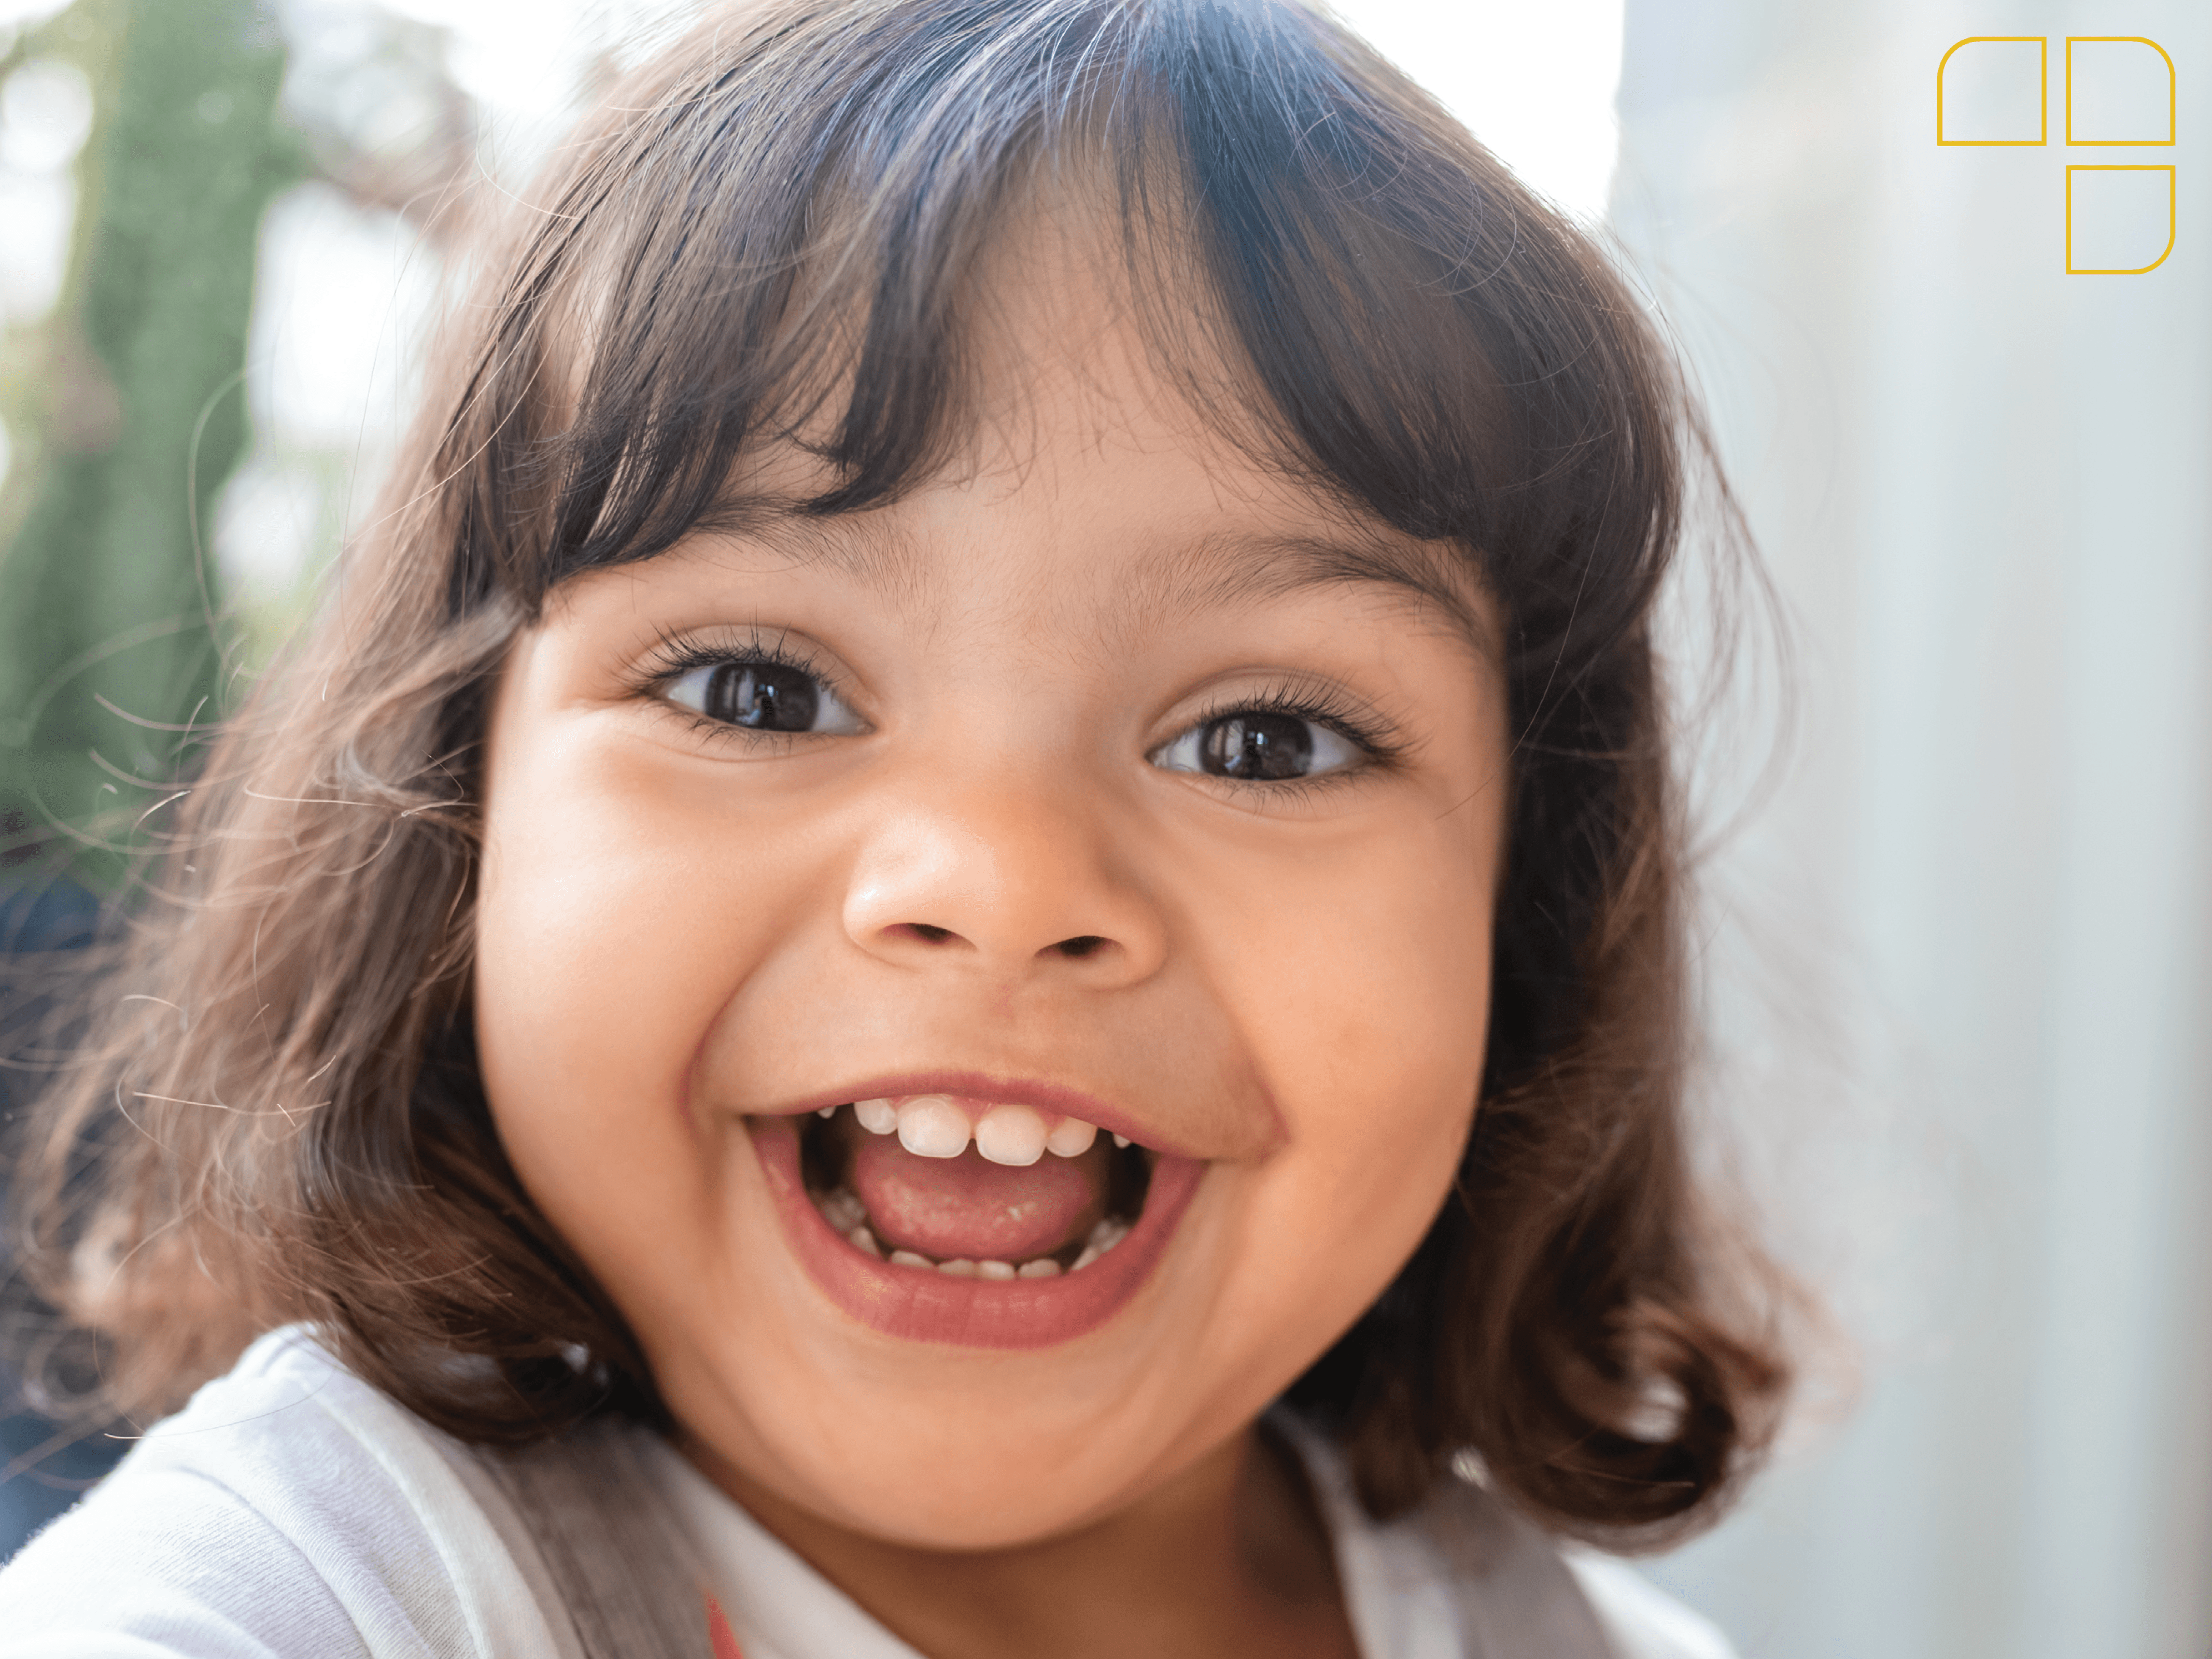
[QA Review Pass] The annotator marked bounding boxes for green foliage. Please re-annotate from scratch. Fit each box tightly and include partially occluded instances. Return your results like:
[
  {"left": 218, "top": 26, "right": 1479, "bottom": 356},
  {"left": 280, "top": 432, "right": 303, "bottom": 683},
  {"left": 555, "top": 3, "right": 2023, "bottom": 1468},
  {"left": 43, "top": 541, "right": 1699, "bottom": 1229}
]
[{"left": 0, "top": 0, "right": 305, "bottom": 891}]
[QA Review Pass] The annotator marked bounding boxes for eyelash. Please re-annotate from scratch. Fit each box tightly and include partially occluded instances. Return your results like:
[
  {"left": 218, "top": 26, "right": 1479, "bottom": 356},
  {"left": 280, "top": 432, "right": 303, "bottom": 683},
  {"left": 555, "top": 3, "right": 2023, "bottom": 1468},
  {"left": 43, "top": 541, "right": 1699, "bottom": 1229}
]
[
  {"left": 634, "top": 630, "right": 856, "bottom": 740},
  {"left": 1173, "top": 684, "right": 1405, "bottom": 780},
  {"left": 632, "top": 637, "right": 1402, "bottom": 782}
]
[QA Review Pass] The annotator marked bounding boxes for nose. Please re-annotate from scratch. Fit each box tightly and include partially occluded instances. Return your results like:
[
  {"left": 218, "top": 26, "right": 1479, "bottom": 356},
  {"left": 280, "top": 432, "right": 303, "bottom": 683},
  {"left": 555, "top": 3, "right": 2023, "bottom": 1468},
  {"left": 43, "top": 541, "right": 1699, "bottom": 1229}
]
[{"left": 841, "top": 779, "right": 1167, "bottom": 987}]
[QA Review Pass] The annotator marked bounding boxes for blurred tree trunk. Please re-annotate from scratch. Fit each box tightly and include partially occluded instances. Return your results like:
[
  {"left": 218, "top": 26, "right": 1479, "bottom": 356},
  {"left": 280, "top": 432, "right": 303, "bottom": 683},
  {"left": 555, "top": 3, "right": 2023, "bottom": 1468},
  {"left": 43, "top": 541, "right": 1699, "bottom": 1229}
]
[{"left": 0, "top": 0, "right": 300, "bottom": 892}]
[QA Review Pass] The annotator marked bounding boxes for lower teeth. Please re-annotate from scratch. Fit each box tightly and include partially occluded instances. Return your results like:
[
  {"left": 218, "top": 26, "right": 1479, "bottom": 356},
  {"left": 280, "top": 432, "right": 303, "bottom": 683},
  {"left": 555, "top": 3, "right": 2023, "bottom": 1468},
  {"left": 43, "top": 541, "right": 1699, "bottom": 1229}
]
[
  {"left": 812, "top": 1188, "right": 1127, "bottom": 1278},
  {"left": 1070, "top": 1217, "right": 1129, "bottom": 1272}
]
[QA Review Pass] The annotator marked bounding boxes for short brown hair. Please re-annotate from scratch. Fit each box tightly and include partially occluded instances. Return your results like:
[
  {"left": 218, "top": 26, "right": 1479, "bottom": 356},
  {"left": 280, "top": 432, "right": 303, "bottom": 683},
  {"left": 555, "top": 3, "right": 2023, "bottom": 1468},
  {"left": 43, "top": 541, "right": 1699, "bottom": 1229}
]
[{"left": 9, "top": 0, "right": 1788, "bottom": 1545}]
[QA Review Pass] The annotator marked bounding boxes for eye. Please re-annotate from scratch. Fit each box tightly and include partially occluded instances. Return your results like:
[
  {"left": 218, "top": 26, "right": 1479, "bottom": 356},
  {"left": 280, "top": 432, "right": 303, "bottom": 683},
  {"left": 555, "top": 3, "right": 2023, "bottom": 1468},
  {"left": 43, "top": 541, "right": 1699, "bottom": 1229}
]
[
  {"left": 1149, "top": 709, "right": 1364, "bottom": 782},
  {"left": 665, "top": 657, "right": 865, "bottom": 736}
]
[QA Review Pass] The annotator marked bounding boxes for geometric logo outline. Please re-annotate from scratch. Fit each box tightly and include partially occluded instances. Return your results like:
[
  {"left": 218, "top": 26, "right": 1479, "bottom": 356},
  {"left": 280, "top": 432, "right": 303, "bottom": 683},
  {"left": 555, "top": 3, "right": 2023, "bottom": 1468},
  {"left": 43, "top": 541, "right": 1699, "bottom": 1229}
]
[
  {"left": 1938, "top": 36, "right": 2049, "bottom": 145},
  {"left": 2065, "top": 36, "right": 2177, "bottom": 146},
  {"left": 2064, "top": 164, "right": 2178, "bottom": 273}
]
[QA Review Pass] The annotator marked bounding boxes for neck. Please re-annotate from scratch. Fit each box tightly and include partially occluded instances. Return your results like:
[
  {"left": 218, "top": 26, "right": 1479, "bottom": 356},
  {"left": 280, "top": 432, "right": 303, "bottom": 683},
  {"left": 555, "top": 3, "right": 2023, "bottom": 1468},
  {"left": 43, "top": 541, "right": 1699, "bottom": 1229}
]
[{"left": 682, "top": 1422, "right": 1360, "bottom": 1659}]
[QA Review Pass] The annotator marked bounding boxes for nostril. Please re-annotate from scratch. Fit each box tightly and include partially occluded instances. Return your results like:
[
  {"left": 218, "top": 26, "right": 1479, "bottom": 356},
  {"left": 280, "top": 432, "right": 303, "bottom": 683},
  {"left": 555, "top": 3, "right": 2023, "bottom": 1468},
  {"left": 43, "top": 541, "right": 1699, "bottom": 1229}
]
[
  {"left": 1054, "top": 935, "right": 1108, "bottom": 959},
  {"left": 905, "top": 923, "right": 956, "bottom": 944}
]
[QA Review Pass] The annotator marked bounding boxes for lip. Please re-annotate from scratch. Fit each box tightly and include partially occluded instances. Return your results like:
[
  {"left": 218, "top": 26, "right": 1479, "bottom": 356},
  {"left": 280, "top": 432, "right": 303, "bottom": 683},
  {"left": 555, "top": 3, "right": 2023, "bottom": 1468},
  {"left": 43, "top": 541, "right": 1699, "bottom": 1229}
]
[
  {"left": 751, "top": 1116, "right": 1205, "bottom": 1348},
  {"left": 757, "top": 1070, "right": 1199, "bottom": 1160}
]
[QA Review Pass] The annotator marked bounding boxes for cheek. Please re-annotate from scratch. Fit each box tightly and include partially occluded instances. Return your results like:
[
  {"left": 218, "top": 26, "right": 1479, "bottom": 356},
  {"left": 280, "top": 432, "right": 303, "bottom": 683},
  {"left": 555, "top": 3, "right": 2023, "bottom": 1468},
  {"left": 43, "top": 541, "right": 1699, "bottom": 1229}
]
[
  {"left": 1185, "top": 807, "right": 1496, "bottom": 1371},
  {"left": 1227, "top": 796, "right": 1495, "bottom": 1113},
  {"left": 470, "top": 721, "right": 813, "bottom": 1270},
  {"left": 1257, "top": 887, "right": 1489, "bottom": 1100}
]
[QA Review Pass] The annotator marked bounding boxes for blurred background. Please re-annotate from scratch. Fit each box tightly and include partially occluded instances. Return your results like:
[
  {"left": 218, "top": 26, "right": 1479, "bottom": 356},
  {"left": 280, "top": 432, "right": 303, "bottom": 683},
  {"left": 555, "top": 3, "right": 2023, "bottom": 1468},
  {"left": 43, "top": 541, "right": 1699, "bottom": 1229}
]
[{"left": 0, "top": 0, "right": 2205, "bottom": 1653}]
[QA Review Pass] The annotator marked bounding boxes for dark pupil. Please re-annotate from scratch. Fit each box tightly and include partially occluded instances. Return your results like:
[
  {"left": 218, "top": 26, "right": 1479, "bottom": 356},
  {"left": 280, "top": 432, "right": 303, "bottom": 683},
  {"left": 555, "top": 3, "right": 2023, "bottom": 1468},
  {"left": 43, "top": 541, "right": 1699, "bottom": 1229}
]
[
  {"left": 1200, "top": 713, "right": 1311, "bottom": 780},
  {"left": 705, "top": 663, "right": 818, "bottom": 732}
]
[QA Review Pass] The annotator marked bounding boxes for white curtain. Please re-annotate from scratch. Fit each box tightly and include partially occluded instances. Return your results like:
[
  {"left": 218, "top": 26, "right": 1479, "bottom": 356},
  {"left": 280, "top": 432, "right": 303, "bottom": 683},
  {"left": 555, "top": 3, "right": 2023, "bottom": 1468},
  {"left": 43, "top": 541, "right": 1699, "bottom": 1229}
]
[{"left": 1604, "top": 1, "right": 2212, "bottom": 1655}]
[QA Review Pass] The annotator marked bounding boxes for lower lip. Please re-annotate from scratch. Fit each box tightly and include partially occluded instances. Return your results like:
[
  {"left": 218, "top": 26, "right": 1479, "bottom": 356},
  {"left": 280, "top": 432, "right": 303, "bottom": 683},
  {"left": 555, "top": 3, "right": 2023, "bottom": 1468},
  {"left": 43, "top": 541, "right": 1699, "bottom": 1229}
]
[{"left": 750, "top": 1118, "right": 1204, "bottom": 1349}]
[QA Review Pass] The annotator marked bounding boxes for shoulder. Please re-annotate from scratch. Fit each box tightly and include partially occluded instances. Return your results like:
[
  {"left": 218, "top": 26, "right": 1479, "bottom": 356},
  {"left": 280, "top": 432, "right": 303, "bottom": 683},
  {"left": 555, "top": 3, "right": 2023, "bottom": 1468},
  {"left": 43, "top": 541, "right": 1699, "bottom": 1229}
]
[
  {"left": 0, "top": 1455, "right": 364, "bottom": 1659},
  {"left": 1405, "top": 1473, "right": 1737, "bottom": 1659},
  {"left": 1563, "top": 1552, "right": 1737, "bottom": 1659},
  {"left": 1279, "top": 1416, "right": 1735, "bottom": 1659},
  {"left": 0, "top": 1330, "right": 566, "bottom": 1659}
]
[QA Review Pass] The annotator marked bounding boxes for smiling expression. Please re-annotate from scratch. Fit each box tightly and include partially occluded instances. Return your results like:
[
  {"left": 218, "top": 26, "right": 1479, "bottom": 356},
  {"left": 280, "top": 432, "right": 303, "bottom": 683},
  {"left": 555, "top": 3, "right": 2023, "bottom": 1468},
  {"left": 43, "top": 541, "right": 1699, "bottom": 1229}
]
[{"left": 472, "top": 217, "right": 1511, "bottom": 1550}]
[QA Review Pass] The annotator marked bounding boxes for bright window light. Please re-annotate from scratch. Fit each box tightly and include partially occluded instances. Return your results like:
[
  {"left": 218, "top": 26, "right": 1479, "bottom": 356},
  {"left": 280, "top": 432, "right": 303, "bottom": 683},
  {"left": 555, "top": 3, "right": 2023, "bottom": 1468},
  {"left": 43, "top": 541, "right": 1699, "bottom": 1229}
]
[
  {"left": 1330, "top": 0, "right": 1626, "bottom": 221},
  {"left": 356, "top": 1, "right": 1626, "bottom": 216}
]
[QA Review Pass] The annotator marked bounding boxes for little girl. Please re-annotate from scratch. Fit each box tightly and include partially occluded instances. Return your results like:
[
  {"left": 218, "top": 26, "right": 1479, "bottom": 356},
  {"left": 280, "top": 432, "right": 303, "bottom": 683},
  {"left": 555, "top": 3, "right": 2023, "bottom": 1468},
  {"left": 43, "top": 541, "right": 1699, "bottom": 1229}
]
[{"left": 0, "top": 1, "right": 1790, "bottom": 1654}]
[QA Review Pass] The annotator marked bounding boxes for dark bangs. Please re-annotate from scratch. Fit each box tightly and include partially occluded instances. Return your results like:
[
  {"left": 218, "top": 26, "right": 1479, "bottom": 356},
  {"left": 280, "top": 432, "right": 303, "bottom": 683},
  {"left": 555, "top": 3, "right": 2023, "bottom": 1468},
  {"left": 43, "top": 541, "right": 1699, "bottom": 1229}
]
[{"left": 460, "top": 0, "right": 1674, "bottom": 682}]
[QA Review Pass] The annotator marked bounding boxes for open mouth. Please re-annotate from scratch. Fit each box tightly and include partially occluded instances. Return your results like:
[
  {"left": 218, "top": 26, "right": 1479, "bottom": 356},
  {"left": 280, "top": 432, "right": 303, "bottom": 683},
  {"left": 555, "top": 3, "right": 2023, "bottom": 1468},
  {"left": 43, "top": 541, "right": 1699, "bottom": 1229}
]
[
  {"left": 748, "top": 1089, "right": 1203, "bottom": 1348},
  {"left": 798, "top": 1098, "right": 1156, "bottom": 1280}
]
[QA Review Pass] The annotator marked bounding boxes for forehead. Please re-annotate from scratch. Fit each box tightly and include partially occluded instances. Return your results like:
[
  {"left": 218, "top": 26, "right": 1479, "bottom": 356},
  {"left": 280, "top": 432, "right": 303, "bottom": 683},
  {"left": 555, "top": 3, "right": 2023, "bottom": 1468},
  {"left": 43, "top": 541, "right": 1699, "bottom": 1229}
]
[
  {"left": 669, "top": 490, "right": 1497, "bottom": 666},
  {"left": 657, "top": 208, "right": 1497, "bottom": 658}
]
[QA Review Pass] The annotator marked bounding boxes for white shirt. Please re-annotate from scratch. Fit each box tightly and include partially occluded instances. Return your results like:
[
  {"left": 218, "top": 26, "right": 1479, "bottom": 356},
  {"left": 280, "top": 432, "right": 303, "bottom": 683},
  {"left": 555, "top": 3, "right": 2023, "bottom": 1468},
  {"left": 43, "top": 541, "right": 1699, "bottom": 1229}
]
[{"left": 0, "top": 1332, "right": 1731, "bottom": 1659}]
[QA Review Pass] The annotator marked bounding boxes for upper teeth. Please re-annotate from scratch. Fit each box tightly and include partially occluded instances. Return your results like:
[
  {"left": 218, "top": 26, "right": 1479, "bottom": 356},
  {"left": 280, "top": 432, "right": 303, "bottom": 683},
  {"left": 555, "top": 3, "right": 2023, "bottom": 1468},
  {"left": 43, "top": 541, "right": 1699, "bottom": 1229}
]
[
  {"left": 849, "top": 1095, "right": 1111, "bottom": 1165},
  {"left": 853, "top": 1098, "right": 898, "bottom": 1135},
  {"left": 893, "top": 1097, "right": 970, "bottom": 1159},
  {"left": 975, "top": 1105, "right": 1047, "bottom": 1165}
]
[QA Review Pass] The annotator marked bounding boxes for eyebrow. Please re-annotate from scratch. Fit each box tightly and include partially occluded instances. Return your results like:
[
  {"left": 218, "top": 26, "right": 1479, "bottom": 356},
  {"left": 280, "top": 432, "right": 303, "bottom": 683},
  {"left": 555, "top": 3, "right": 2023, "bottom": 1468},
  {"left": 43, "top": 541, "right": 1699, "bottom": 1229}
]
[
  {"left": 1138, "top": 530, "right": 1497, "bottom": 662},
  {"left": 689, "top": 497, "right": 1496, "bottom": 659}
]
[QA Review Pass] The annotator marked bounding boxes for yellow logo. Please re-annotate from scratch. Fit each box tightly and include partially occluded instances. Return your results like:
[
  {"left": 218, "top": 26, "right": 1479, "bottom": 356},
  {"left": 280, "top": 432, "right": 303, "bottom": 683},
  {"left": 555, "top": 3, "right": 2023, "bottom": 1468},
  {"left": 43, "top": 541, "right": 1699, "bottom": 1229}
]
[{"left": 1938, "top": 35, "right": 2177, "bottom": 272}]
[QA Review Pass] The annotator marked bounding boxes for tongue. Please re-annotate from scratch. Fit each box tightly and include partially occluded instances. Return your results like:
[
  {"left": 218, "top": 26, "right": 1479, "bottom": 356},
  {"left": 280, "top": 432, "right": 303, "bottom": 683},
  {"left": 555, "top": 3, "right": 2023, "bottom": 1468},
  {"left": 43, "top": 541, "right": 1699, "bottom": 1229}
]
[{"left": 850, "top": 1132, "right": 1106, "bottom": 1262}]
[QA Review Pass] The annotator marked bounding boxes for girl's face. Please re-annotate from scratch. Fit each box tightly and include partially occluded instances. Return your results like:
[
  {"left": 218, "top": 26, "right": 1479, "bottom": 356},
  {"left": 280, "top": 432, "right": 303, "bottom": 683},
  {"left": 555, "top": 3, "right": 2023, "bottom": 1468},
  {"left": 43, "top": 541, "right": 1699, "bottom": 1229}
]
[{"left": 475, "top": 223, "right": 1510, "bottom": 1550}]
